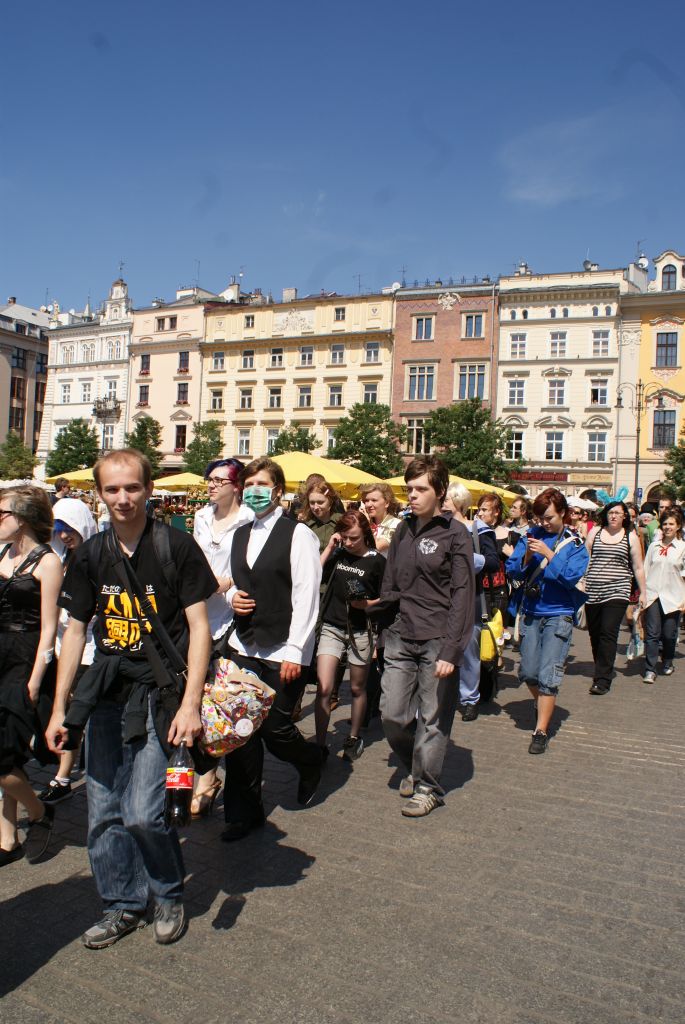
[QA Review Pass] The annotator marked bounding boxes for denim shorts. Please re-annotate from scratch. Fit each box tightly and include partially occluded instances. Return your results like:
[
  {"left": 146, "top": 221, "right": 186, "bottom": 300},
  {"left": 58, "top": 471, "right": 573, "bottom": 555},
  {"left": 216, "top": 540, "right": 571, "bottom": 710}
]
[
  {"left": 518, "top": 614, "right": 574, "bottom": 696},
  {"left": 318, "top": 621, "right": 372, "bottom": 667}
]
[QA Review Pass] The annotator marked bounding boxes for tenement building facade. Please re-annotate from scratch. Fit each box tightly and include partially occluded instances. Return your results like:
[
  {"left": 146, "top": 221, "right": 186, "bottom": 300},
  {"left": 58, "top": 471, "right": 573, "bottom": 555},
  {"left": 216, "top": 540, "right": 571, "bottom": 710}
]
[{"left": 0, "top": 298, "right": 49, "bottom": 454}]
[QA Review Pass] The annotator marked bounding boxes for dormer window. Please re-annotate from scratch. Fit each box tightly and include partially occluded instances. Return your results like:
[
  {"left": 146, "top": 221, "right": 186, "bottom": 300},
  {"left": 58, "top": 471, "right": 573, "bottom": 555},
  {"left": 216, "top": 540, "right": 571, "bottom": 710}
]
[{"left": 662, "top": 264, "right": 677, "bottom": 291}]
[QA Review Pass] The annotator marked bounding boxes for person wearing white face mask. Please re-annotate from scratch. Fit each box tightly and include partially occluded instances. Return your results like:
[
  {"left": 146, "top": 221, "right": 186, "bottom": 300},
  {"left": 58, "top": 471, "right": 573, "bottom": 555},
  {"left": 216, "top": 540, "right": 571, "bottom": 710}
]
[{"left": 223, "top": 458, "right": 323, "bottom": 840}]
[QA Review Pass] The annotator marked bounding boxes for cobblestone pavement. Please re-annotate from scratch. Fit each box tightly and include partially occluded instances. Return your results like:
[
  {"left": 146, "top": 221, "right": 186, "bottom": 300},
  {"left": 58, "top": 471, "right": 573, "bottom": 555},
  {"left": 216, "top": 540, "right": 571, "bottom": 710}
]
[{"left": 2, "top": 625, "right": 684, "bottom": 1024}]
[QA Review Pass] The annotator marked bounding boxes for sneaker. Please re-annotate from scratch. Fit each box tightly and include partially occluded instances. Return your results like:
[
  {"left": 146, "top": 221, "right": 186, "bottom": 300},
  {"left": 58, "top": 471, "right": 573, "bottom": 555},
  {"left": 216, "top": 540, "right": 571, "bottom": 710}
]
[
  {"left": 38, "top": 779, "right": 73, "bottom": 805},
  {"left": 0, "top": 845, "right": 25, "bottom": 867},
  {"left": 81, "top": 909, "right": 146, "bottom": 949},
  {"left": 24, "top": 803, "right": 54, "bottom": 863},
  {"left": 461, "top": 704, "right": 479, "bottom": 722},
  {"left": 342, "top": 735, "right": 364, "bottom": 761},
  {"left": 528, "top": 731, "right": 548, "bottom": 755},
  {"left": 643, "top": 671, "right": 657, "bottom": 685},
  {"left": 153, "top": 902, "right": 186, "bottom": 945},
  {"left": 399, "top": 775, "right": 414, "bottom": 798},
  {"left": 401, "top": 786, "right": 443, "bottom": 817},
  {"left": 662, "top": 663, "right": 675, "bottom": 676}
]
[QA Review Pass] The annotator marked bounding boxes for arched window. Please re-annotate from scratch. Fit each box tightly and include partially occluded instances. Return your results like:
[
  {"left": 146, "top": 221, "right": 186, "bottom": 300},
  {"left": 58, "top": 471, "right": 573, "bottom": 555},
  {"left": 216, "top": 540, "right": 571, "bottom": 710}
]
[
  {"left": 662, "top": 264, "right": 677, "bottom": 291},
  {"left": 63, "top": 345, "right": 74, "bottom": 365},
  {"left": 605, "top": 305, "right": 612, "bottom": 316},
  {"left": 82, "top": 343, "right": 95, "bottom": 362},
  {"left": 522, "top": 309, "right": 529, "bottom": 320},
  {"left": 510, "top": 310, "right": 517, "bottom": 320},
  {"left": 562, "top": 307, "right": 569, "bottom": 317},
  {"left": 550, "top": 308, "right": 557, "bottom": 318},
  {"left": 592, "top": 306, "right": 599, "bottom": 317}
]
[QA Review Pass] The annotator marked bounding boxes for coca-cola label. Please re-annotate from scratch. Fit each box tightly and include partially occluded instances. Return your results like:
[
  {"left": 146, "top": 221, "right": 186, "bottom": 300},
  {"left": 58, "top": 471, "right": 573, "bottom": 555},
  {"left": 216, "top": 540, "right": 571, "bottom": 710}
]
[{"left": 166, "top": 767, "right": 195, "bottom": 789}]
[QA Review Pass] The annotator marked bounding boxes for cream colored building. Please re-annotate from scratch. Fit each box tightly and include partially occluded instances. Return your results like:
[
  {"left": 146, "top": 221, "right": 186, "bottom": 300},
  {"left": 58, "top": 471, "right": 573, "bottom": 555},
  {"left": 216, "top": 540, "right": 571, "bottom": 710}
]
[
  {"left": 496, "top": 260, "right": 648, "bottom": 495},
  {"left": 201, "top": 290, "right": 394, "bottom": 458}
]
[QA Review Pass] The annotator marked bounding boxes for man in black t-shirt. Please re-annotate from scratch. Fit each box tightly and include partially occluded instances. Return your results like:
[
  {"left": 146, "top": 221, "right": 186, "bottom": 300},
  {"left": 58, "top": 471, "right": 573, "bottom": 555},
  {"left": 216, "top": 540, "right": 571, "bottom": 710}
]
[{"left": 47, "top": 450, "right": 216, "bottom": 950}]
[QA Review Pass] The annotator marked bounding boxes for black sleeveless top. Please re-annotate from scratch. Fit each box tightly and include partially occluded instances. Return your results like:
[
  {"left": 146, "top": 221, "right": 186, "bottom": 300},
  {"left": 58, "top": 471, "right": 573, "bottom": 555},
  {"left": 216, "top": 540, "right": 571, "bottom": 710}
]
[{"left": 0, "top": 544, "right": 52, "bottom": 632}]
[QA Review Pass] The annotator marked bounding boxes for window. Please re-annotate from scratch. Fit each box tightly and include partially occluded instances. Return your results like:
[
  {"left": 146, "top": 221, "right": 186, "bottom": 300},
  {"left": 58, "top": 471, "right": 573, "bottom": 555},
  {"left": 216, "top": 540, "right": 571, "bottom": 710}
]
[
  {"left": 62, "top": 346, "right": 74, "bottom": 366},
  {"left": 80, "top": 382, "right": 92, "bottom": 404},
  {"left": 107, "top": 339, "right": 121, "bottom": 360},
  {"left": 14, "top": 323, "right": 26, "bottom": 335},
  {"left": 334, "top": 307, "right": 346, "bottom": 322},
  {"left": 211, "top": 389, "right": 223, "bottom": 411},
  {"left": 8, "top": 407, "right": 25, "bottom": 432},
  {"left": 662, "top": 265, "right": 677, "bottom": 291},
  {"left": 242, "top": 349, "right": 254, "bottom": 370},
  {"left": 458, "top": 363, "right": 486, "bottom": 400},
  {"left": 177, "top": 382, "right": 189, "bottom": 403},
  {"left": 464, "top": 313, "right": 483, "bottom": 338},
  {"left": 82, "top": 343, "right": 95, "bottom": 362},
  {"left": 36, "top": 352, "right": 47, "bottom": 374},
  {"left": 10, "top": 377, "right": 25, "bottom": 400},
  {"left": 267, "top": 429, "right": 279, "bottom": 454},
  {"left": 178, "top": 351, "right": 189, "bottom": 372},
  {"left": 137, "top": 384, "right": 149, "bottom": 405},
  {"left": 522, "top": 309, "right": 528, "bottom": 320},
  {"left": 592, "top": 306, "right": 599, "bottom": 317},
  {"left": 107, "top": 380, "right": 117, "bottom": 399},
  {"left": 408, "top": 365, "right": 435, "bottom": 401},
  {"left": 510, "top": 310, "right": 517, "bottom": 320},
  {"left": 506, "top": 431, "right": 524, "bottom": 461},
  {"left": 548, "top": 379, "right": 565, "bottom": 406},
  {"left": 268, "top": 387, "right": 282, "bottom": 409},
  {"left": 155, "top": 317, "right": 164, "bottom": 331},
  {"left": 507, "top": 379, "right": 525, "bottom": 406},
  {"left": 550, "top": 308, "right": 557, "bottom": 319},
  {"left": 562, "top": 307, "right": 569, "bottom": 318},
  {"left": 330, "top": 343, "right": 345, "bottom": 365},
  {"left": 175, "top": 425, "right": 186, "bottom": 451},
  {"left": 238, "top": 429, "right": 251, "bottom": 456},
  {"left": 364, "top": 340, "right": 380, "bottom": 363},
  {"left": 413, "top": 316, "right": 434, "bottom": 341},
  {"left": 653, "top": 409, "right": 676, "bottom": 448},
  {"left": 656, "top": 332, "right": 678, "bottom": 367},
  {"left": 545, "top": 431, "right": 564, "bottom": 461},
  {"left": 244, "top": 314, "right": 255, "bottom": 329},
  {"left": 155, "top": 316, "right": 177, "bottom": 331},
  {"left": 300, "top": 345, "right": 314, "bottom": 367},
  {"left": 61, "top": 383, "right": 71, "bottom": 404},
  {"left": 102, "top": 425, "right": 115, "bottom": 451},
  {"left": 550, "top": 331, "right": 567, "bottom": 357},
  {"left": 140, "top": 353, "right": 150, "bottom": 374},
  {"left": 35, "top": 381, "right": 46, "bottom": 404},
  {"left": 212, "top": 351, "right": 225, "bottom": 371},
  {"left": 592, "top": 330, "right": 609, "bottom": 357},
  {"left": 405, "top": 417, "right": 430, "bottom": 455},
  {"left": 270, "top": 347, "right": 283, "bottom": 368},
  {"left": 605, "top": 306, "right": 612, "bottom": 317},
  {"left": 240, "top": 388, "right": 253, "bottom": 410},
  {"left": 590, "top": 379, "right": 608, "bottom": 406},
  {"left": 328, "top": 384, "right": 343, "bottom": 407},
  {"left": 298, "top": 385, "right": 312, "bottom": 408},
  {"left": 510, "top": 333, "right": 526, "bottom": 359},
  {"left": 363, "top": 383, "right": 378, "bottom": 404},
  {"left": 588, "top": 432, "right": 607, "bottom": 462}
]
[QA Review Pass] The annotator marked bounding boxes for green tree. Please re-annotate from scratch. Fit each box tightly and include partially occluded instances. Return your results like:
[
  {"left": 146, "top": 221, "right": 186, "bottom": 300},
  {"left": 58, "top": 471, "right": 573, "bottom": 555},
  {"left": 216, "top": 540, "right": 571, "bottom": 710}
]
[
  {"left": 0, "top": 432, "right": 38, "bottom": 480},
  {"left": 125, "top": 416, "right": 164, "bottom": 476},
  {"left": 329, "top": 403, "right": 405, "bottom": 477},
  {"left": 45, "top": 419, "right": 100, "bottom": 477},
  {"left": 271, "top": 422, "right": 322, "bottom": 455},
  {"left": 664, "top": 431, "right": 685, "bottom": 499},
  {"left": 182, "top": 420, "right": 224, "bottom": 474},
  {"left": 425, "top": 400, "right": 520, "bottom": 484}
]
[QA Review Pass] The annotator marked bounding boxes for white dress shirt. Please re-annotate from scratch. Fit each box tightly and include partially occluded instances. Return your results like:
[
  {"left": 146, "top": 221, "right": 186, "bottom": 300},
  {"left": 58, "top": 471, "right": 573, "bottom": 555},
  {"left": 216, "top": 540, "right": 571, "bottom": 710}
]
[
  {"left": 227, "top": 506, "right": 321, "bottom": 665},
  {"left": 193, "top": 502, "right": 254, "bottom": 640},
  {"left": 643, "top": 536, "right": 685, "bottom": 614}
]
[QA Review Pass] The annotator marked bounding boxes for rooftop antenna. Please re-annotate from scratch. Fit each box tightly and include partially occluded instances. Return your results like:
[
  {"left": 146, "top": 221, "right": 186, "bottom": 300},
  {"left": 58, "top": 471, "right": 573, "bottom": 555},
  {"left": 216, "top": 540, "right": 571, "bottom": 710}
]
[
  {"left": 400, "top": 264, "right": 407, "bottom": 287},
  {"left": 194, "top": 259, "right": 201, "bottom": 286},
  {"left": 118, "top": 259, "right": 125, "bottom": 278},
  {"left": 636, "top": 239, "right": 646, "bottom": 259},
  {"left": 353, "top": 273, "right": 362, "bottom": 294}
]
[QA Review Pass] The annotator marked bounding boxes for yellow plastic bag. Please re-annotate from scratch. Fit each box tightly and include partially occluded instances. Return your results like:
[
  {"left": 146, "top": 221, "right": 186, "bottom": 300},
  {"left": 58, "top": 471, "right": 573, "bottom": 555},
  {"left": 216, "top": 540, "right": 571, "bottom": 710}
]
[{"left": 480, "top": 609, "right": 504, "bottom": 662}]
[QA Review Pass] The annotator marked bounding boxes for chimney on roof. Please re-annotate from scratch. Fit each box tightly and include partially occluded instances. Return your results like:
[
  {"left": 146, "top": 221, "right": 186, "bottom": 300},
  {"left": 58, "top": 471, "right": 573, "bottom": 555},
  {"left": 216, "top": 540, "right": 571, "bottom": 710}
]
[
  {"left": 7, "top": 296, "right": 16, "bottom": 305},
  {"left": 282, "top": 287, "right": 297, "bottom": 303}
]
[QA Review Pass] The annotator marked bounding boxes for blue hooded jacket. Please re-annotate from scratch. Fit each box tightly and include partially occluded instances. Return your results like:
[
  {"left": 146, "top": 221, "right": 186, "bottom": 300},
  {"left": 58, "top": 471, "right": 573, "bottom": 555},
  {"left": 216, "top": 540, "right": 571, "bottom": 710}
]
[{"left": 506, "top": 526, "right": 589, "bottom": 618}]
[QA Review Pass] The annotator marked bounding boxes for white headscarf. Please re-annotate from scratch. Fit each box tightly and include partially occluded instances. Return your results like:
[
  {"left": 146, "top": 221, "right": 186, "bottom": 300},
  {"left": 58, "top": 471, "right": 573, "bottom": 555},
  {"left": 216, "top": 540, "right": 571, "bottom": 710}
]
[{"left": 51, "top": 497, "right": 98, "bottom": 560}]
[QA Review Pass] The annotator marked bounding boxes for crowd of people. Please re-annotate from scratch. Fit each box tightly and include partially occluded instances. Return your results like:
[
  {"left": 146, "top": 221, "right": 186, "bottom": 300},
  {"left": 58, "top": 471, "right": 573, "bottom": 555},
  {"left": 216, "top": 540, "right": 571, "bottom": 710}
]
[{"left": 1, "top": 451, "right": 683, "bottom": 950}]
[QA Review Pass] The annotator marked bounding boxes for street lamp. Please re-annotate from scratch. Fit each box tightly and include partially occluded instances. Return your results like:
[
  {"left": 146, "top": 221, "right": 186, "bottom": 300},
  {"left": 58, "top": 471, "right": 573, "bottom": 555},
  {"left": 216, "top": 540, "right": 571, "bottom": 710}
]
[
  {"left": 92, "top": 396, "right": 122, "bottom": 453},
  {"left": 615, "top": 379, "right": 664, "bottom": 504}
]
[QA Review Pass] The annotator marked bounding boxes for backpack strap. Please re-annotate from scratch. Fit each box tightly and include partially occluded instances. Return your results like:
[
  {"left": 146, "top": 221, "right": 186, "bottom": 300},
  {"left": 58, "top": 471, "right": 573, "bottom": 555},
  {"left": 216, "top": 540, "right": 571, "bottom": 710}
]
[{"left": 151, "top": 519, "right": 177, "bottom": 599}]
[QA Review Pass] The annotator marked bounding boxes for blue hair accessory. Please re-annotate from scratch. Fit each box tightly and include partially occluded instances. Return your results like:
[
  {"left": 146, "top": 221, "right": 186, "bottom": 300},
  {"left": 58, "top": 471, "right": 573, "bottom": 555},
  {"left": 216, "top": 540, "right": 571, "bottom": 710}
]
[{"left": 596, "top": 487, "right": 629, "bottom": 506}]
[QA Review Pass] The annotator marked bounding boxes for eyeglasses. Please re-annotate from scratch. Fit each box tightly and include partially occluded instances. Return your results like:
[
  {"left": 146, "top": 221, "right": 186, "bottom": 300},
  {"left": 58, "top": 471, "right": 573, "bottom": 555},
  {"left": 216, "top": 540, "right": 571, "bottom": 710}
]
[
  {"left": 0, "top": 509, "right": 15, "bottom": 520},
  {"left": 207, "top": 476, "right": 233, "bottom": 488}
]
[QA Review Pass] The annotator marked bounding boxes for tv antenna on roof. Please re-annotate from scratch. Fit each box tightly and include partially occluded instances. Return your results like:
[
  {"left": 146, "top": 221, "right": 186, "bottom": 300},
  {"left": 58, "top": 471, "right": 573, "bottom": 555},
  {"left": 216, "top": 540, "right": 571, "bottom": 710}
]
[{"left": 118, "top": 259, "right": 125, "bottom": 278}]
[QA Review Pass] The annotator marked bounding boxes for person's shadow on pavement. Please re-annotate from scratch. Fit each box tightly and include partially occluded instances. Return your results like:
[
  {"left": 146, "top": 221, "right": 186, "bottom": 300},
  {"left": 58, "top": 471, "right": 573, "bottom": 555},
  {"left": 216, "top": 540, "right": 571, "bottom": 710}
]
[
  {"left": 500, "top": 697, "right": 570, "bottom": 736},
  {"left": 182, "top": 820, "right": 315, "bottom": 932}
]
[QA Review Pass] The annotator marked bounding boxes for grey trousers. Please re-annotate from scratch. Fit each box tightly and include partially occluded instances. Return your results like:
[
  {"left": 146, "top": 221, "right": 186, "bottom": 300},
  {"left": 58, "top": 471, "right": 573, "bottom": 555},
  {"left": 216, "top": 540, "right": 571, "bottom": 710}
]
[{"left": 380, "top": 626, "right": 459, "bottom": 796}]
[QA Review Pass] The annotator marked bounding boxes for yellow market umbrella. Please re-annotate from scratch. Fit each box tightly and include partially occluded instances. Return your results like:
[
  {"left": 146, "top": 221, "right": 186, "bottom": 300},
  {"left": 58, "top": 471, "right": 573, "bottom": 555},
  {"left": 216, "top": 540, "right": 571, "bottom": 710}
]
[
  {"left": 45, "top": 467, "right": 95, "bottom": 486},
  {"left": 270, "top": 452, "right": 381, "bottom": 499},
  {"left": 153, "top": 472, "right": 207, "bottom": 492},
  {"left": 384, "top": 474, "right": 519, "bottom": 507}
]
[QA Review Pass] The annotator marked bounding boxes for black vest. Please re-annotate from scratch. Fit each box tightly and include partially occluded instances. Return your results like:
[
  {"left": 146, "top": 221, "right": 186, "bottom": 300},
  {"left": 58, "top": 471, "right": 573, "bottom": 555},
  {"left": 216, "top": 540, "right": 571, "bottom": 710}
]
[{"left": 231, "top": 514, "right": 297, "bottom": 649}]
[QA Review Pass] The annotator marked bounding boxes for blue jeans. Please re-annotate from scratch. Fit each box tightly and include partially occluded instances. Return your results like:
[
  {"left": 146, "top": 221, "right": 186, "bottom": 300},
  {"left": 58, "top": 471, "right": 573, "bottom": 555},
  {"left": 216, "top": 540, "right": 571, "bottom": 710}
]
[
  {"left": 86, "top": 697, "right": 185, "bottom": 912},
  {"left": 459, "top": 624, "right": 481, "bottom": 706},
  {"left": 518, "top": 614, "right": 574, "bottom": 696}
]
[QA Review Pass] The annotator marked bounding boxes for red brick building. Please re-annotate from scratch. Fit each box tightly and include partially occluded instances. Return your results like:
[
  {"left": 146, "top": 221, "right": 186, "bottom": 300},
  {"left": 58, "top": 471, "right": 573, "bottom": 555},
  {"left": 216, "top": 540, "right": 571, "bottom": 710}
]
[{"left": 391, "top": 281, "right": 498, "bottom": 458}]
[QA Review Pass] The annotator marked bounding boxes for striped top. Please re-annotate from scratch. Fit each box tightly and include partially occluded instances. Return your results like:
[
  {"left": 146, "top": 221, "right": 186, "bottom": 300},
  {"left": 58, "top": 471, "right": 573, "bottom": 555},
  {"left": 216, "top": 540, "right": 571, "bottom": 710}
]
[{"left": 584, "top": 529, "right": 632, "bottom": 604}]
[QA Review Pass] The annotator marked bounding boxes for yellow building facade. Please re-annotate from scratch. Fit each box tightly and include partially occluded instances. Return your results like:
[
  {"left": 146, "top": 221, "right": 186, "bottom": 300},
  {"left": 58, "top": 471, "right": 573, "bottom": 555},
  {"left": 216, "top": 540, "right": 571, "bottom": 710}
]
[{"left": 201, "top": 291, "right": 394, "bottom": 459}]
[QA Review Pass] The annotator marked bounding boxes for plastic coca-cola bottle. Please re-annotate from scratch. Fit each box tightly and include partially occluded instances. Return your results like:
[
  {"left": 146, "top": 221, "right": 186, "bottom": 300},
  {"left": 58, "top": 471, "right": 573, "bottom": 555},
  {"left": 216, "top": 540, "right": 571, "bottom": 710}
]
[{"left": 164, "top": 741, "right": 195, "bottom": 828}]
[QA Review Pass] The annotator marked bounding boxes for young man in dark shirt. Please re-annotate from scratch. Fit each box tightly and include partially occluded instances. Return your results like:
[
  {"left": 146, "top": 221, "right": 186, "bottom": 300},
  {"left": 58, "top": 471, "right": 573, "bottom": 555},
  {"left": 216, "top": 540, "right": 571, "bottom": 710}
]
[
  {"left": 47, "top": 450, "right": 216, "bottom": 948},
  {"left": 380, "top": 456, "right": 475, "bottom": 817}
]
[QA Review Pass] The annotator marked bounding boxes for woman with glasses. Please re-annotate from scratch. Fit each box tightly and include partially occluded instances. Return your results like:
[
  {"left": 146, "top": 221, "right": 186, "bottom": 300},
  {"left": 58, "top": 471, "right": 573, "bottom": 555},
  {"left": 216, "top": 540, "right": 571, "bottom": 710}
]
[
  {"left": 0, "top": 487, "right": 63, "bottom": 866},
  {"left": 191, "top": 458, "right": 253, "bottom": 816},
  {"left": 584, "top": 501, "right": 646, "bottom": 695}
]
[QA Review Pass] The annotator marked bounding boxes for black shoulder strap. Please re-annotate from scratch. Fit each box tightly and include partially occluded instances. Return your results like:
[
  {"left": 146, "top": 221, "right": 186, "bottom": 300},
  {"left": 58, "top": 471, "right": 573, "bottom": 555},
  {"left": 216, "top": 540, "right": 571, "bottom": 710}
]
[
  {"left": 471, "top": 520, "right": 489, "bottom": 623},
  {"left": 151, "top": 519, "right": 177, "bottom": 598},
  {"left": 14, "top": 543, "right": 52, "bottom": 575}
]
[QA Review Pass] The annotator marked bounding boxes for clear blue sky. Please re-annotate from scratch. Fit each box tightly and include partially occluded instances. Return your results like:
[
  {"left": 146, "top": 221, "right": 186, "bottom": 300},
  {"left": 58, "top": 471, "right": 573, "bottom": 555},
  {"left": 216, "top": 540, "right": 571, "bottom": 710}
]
[{"left": 2, "top": 0, "right": 684, "bottom": 311}]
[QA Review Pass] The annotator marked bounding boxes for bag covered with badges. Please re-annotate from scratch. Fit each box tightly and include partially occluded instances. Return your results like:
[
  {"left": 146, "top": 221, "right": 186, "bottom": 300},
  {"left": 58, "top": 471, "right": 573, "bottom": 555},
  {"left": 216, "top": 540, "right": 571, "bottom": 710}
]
[{"left": 199, "top": 657, "right": 276, "bottom": 757}]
